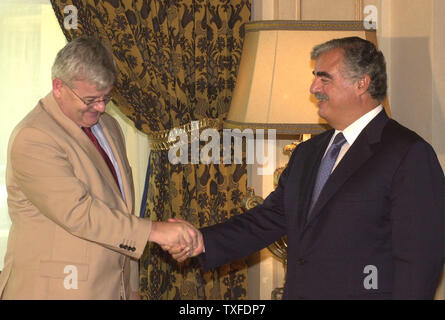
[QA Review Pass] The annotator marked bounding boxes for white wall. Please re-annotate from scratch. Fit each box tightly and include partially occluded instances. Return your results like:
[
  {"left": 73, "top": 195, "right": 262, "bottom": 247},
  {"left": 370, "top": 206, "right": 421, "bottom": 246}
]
[
  {"left": 431, "top": 0, "right": 445, "bottom": 166},
  {"left": 380, "top": 0, "right": 445, "bottom": 167}
]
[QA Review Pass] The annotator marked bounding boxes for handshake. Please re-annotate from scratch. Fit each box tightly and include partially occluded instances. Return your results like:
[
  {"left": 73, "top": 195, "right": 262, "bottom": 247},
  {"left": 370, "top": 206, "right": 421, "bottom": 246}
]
[{"left": 149, "top": 218, "right": 204, "bottom": 262}]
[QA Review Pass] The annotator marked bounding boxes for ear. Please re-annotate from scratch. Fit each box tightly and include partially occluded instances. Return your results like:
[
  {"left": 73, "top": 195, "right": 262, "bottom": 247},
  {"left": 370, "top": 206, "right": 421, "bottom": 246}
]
[
  {"left": 355, "top": 74, "right": 371, "bottom": 96},
  {"left": 52, "top": 78, "right": 64, "bottom": 98}
]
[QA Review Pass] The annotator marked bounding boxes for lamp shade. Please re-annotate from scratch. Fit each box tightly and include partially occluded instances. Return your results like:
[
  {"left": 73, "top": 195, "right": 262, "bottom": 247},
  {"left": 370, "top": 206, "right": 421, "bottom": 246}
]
[{"left": 224, "top": 21, "right": 384, "bottom": 134}]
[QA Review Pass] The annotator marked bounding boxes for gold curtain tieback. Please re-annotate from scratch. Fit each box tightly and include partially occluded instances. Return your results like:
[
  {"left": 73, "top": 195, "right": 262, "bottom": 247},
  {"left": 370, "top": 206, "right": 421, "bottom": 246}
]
[{"left": 147, "top": 118, "right": 223, "bottom": 151}]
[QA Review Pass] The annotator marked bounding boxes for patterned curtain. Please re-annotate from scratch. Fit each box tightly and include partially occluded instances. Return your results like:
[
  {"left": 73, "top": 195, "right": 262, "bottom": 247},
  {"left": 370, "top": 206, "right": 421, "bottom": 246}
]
[{"left": 51, "top": 0, "right": 250, "bottom": 299}]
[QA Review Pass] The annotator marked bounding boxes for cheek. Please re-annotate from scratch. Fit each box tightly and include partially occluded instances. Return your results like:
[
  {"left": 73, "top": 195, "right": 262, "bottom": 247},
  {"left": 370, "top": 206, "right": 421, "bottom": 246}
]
[
  {"left": 326, "top": 87, "right": 346, "bottom": 103},
  {"left": 78, "top": 107, "right": 96, "bottom": 120},
  {"left": 80, "top": 113, "right": 100, "bottom": 127},
  {"left": 83, "top": 110, "right": 98, "bottom": 120}
]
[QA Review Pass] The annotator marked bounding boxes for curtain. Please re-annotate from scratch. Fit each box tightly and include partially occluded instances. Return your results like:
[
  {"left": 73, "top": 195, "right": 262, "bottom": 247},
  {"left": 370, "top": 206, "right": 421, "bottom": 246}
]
[{"left": 51, "top": 0, "right": 250, "bottom": 299}]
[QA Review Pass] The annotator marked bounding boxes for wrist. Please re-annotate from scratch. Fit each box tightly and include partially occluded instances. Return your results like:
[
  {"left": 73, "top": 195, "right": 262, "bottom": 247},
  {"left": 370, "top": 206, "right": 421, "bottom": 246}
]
[{"left": 148, "top": 221, "right": 160, "bottom": 243}]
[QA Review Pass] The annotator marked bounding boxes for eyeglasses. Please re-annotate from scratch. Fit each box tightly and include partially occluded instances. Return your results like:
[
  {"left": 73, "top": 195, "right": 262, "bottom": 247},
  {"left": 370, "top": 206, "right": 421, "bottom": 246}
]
[{"left": 62, "top": 81, "right": 112, "bottom": 108}]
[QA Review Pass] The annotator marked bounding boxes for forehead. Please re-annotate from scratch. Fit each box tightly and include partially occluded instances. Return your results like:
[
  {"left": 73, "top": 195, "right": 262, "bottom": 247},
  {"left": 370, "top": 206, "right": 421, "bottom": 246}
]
[{"left": 314, "top": 48, "right": 345, "bottom": 74}]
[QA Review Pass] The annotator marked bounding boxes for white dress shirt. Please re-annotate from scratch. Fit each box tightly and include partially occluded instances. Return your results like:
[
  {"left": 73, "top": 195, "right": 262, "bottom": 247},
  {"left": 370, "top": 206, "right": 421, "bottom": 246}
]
[
  {"left": 325, "top": 105, "right": 383, "bottom": 172},
  {"left": 91, "top": 123, "right": 126, "bottom": 201}
]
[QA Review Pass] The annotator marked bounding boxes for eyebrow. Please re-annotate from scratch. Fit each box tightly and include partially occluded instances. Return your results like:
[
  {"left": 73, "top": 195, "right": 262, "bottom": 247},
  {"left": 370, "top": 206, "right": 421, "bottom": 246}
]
[{"left": 312, "top": 71, "right": 333, "bottom": 79}]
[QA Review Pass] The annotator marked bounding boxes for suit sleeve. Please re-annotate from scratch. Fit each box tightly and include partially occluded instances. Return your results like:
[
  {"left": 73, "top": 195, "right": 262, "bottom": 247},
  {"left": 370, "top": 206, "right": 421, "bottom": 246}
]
[
  {"left": 390, "top": 140, "right": 445, "bottom": 299},
  {"left": 199, "top": 145, "right": 300, "bottom": 270},
  {"left": 9, "top": 127, "right": 152, "bottom": 259}
]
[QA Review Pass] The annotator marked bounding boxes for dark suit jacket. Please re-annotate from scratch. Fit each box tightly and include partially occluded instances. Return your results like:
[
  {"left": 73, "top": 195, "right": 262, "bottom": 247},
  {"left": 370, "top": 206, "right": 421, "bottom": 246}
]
[{"left": 199, "top": 110, "right": 445, "bottom": 299}]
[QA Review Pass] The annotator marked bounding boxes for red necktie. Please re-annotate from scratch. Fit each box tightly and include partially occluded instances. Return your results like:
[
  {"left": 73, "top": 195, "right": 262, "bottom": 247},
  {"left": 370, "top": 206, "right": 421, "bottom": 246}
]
[{"left": 82, "top": 127, "right": 120, "bottom": 189}]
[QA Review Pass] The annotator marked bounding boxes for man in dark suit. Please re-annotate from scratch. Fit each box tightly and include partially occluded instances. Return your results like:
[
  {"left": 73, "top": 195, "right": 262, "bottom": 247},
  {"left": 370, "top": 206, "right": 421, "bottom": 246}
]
[{"left": 168, "top": 37, "right": 445, "bottom": 299}]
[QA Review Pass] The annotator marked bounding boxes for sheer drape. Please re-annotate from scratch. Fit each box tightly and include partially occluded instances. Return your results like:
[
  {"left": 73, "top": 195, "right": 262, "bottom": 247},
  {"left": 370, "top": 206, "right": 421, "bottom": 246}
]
[{"left": 0, "top": 2, "right": 66, "bottom": 270}]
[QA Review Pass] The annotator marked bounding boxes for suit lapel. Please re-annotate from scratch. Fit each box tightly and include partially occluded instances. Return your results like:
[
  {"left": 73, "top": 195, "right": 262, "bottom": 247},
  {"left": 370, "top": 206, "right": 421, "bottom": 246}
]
[
  {"left": 40, "top": 93, "right": 128, "bottom": 208},
  {"left": 78, "top": 130, "right": 122, "bottom": 199},
  {"left": 99, "top": 116, "right": 134, "bottom": 214},
  {"left": 304, "top": 110, "right": 389, "bottom": 228},
  {"left": 294, "top": 131, "right": 334, "bottom": 233}
]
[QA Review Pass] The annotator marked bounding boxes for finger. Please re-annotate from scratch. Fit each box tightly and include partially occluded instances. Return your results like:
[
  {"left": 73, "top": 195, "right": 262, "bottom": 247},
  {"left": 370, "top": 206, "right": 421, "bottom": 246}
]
[
  {"left": 168, "top": 245, "right": 187, "bottom": 255},
  {"left": 189, "top": 245, "right": 201, "bottom": 257},
  {"left": 181, "top": 223, "right": 198, "bottom": 250},
  {"left": 172, "top": 248, "right": 190, "bottom": 261},
  {"left": 179, "top": 224, "right": 194, "bottom": 249},
  {"left": 178, "top": 244, "right": 193, "bottom": 258},
  {"left": 185, "top": 225, "right": 197, "bottom": 250},
  {"left": 176, "top": 256, "right": 188, "bottom": 263},
  {"left": 174, "top": 255, "right": 186, "bottom": 263},
  {"left": 168, "top": 219, "right": 198, "bottom": 248},
  {"left": 186, "top": 231, "right": 203, "bottom": 257},
  {"left": 173, "top": 250, "right": 191, "bottom": 262}
]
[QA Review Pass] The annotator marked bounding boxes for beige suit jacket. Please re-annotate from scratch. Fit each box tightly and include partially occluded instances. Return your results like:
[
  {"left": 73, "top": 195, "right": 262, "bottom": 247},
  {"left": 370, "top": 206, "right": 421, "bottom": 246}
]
[{"left": 0, "top": 93, "right": 152, "bottom": 299}]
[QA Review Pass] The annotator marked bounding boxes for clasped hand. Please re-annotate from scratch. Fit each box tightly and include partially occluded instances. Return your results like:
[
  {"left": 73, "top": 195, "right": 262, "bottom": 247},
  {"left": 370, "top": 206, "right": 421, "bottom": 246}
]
[{"left": 149, "top": 218, "right": 204, "bottom": 262}]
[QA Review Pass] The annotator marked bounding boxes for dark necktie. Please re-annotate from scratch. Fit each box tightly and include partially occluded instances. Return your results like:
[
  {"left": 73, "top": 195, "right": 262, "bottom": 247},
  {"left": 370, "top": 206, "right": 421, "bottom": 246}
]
[
  {"left": 309, "top": 132, "right": 347, "bottom": 215},
  {"left": 82, "top": 127, "right": 120, "bottom": 189}
]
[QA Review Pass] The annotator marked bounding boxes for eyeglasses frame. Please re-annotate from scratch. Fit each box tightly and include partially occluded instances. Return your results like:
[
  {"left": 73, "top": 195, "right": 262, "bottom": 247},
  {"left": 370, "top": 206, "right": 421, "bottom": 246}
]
[{"left": 61, "top": 80, "right": 113, "bottom": 108}]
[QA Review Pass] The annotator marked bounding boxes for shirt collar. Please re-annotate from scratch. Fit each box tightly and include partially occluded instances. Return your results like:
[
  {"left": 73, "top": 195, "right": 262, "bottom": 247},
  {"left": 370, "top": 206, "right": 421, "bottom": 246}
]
[{"left": 334, "top": 105, "right": 383, "bottom": 146}]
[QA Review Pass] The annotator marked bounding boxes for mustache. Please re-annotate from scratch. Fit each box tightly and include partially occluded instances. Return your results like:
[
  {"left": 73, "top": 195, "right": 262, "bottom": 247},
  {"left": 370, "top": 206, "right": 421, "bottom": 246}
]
[{"left": 314, "top": 92, "right": 329, "bottom": 101}]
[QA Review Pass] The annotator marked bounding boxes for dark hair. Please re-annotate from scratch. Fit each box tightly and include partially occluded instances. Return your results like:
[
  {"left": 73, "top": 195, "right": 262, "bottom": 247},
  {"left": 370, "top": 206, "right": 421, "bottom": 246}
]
[{"left": 311, "top": 37, "right": 387, "bottom": 102}]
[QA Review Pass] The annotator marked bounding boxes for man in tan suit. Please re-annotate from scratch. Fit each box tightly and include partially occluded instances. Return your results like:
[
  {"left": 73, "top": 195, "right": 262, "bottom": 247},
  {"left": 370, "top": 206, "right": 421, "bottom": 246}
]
[{"left": 0, "top": 37, "right": 200, "bottom": 299}]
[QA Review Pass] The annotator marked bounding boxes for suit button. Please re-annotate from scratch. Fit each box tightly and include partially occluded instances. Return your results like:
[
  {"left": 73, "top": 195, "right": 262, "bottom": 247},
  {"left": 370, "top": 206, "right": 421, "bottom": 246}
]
[
  {"left": 298, "top": 259, "right": 307, "bottom": 265},
  {"left": 119, "top": 244, "right": 124, "bottom": 249}
]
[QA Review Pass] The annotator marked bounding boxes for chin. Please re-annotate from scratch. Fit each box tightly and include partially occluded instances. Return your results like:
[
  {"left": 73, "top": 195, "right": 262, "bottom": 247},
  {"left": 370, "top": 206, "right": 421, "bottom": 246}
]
[
  {"left": 85, "top": 114, "right": 101, "bottom": 127},
  {"left": 81, "top": 120, "right": 98, "bottom": 128},
  {"left": 318, "top": 107, "right": 327, "bottom": 120},
  {"left": 318, "top": 111, "right": 333, "bottom": 126}
]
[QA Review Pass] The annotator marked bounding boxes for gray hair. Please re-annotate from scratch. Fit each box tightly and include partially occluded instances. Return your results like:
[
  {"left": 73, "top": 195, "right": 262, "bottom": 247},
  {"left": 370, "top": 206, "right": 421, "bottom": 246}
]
[
  {"left": 311, "top": 37, "right": 387, "bottom": 103},
  {"left": 52, "top": 36, "right": 117, "bottom": 90}
]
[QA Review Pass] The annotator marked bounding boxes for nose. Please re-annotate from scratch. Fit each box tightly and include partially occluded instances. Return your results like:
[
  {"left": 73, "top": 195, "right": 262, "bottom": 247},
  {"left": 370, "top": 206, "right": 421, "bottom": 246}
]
[
  {"left": 93, "top": 101, "right": 106, "bottom": 113},
  {"left": 310, "top": 77, "right": 321, "bottom": 94}
]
